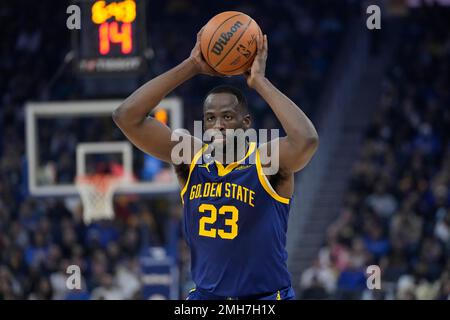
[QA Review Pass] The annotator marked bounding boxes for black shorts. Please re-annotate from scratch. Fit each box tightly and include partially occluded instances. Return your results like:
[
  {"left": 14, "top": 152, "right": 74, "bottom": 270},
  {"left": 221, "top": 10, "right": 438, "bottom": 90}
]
[{"left": 186, "top": 286, "right": 295, "bottom": 300}]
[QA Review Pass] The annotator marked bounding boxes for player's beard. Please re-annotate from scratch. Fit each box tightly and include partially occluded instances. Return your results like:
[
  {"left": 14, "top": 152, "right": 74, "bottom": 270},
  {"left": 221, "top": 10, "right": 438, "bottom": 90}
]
[{"left": 210, "top": 135, "right": 227, "bottom": 163}]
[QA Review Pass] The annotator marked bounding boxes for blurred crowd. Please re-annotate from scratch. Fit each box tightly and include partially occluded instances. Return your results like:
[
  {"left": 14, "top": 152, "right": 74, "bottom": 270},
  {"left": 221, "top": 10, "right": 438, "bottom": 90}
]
[
  {"left": 0, "top": 196, "right": 184, "bottom": 299},
  {"left": 299, "top": 7, "right": 450, "bottom": 300},
  {"left": 0, "top": 0, "right": 351, "bottom": 299}
]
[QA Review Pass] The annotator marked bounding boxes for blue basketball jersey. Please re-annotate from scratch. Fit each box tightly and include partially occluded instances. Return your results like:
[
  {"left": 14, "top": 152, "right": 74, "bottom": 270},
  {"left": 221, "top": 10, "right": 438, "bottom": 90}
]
[{"left": 180, "top": 142, "right": 292, "bottom": 297}]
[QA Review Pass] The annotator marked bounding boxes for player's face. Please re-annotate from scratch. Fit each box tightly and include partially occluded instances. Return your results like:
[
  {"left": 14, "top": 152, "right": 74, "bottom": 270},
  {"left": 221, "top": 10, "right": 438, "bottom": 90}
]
[{"left": 203, "top": 93, "right": 250, "bottom": 146}]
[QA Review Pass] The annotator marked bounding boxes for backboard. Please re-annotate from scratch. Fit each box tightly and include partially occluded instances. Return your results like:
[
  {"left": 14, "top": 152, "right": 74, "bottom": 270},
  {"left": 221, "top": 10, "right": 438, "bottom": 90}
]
[{"left": 25, "top": 98, "right": 182, "bottom": 197}]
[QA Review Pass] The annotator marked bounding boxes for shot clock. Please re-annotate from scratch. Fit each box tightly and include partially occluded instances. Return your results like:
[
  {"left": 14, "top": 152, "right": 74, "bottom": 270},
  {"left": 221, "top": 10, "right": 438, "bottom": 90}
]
[{"left": 73, "top": 0, "right": 148, "bottom": 74}]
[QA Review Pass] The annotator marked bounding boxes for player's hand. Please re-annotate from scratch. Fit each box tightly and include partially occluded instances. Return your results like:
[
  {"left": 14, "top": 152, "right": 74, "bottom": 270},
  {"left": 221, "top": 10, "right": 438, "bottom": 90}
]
[
  {"left": 244, "top": 34, "right": 268, "bottom": 88},
  {"left": 189, "top": 27, "right": 223, "bottom": 76}
]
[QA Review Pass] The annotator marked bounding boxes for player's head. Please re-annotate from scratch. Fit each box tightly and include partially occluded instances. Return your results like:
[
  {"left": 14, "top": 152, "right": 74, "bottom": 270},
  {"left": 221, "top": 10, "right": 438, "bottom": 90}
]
[{"left": 203, "top": 85, "right": 251, "bottom": 146}]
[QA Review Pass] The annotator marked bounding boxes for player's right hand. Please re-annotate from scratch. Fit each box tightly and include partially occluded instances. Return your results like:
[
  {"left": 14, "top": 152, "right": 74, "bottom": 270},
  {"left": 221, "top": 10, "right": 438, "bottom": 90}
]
[
  {"left": 189, "top": 27, "right": 224, "bottom": 77},
  {"left": 244, "top": 34, "right": 268, "bottom": 88}
]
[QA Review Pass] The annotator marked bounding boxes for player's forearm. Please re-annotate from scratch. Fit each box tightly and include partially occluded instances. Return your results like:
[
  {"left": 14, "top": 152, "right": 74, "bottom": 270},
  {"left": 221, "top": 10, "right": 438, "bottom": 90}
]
[
  {"left": 253, "top": 77, "right": 319, "bottom": 147},
  {"left": 113, "top": 58, "right": 198, "bottom": 126}
]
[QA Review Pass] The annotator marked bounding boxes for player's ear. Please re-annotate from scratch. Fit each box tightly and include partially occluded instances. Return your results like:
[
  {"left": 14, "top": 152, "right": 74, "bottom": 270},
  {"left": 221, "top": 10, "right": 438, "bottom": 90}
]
[{"left": 243, "top": 114, "right": 251, "bottom": 129}]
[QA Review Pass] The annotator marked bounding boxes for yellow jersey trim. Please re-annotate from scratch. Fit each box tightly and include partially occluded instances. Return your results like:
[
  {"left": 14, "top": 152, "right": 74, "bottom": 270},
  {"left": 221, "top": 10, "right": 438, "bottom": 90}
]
[
  {"left": 255, "top": 148, "right": 290, "bottom": 205},
  {"left": 215, "top": 142, "right": 256, "bottom": 177},
  {"left": 180, "top": 144, "right": 209, "bottom": 204}
]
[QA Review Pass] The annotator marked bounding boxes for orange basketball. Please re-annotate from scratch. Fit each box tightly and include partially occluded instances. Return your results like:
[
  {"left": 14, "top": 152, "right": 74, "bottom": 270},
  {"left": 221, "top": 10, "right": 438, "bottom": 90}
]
[{"left": 200, "top": 11, "right": 262, "bottom": 76}]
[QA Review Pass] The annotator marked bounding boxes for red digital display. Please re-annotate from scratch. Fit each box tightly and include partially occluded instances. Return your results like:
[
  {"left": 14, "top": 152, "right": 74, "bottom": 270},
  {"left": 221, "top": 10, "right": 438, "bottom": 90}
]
[
  {"left": 92, "top": 0, "right": 136, "bottom": 55},
  {"left": 74, "top": 0, "right": 147, "bottom": 74},
  {"left": 99, "top": 22, "right": 132, "bottom": 55}
]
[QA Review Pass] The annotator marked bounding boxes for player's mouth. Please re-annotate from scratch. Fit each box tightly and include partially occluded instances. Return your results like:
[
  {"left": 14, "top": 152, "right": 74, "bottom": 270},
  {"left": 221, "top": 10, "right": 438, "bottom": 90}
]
[{"left": 212, "top": 136, "right": 225, "bottom": 142}]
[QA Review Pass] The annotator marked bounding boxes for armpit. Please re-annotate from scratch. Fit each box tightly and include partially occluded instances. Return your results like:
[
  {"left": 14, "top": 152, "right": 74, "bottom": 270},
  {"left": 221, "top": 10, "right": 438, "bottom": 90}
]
[
  {"left": 174, "top": 163, "right": 189, "bottom": 184},
  {"left": 268, "top": 167, "right": 289, "bottom": 190}
]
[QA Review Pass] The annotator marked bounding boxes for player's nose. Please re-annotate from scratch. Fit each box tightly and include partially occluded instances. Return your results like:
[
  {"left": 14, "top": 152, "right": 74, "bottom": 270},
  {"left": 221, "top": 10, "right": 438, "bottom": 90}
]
[{"left": 213, "top": 118, "right": 225, "bottom": 131}]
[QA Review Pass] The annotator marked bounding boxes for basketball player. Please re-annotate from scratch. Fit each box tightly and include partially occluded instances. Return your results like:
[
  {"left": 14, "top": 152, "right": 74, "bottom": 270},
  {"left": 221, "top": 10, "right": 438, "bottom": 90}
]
[{"left": 113, "top": 28, "right": 319, "bottom": 300}]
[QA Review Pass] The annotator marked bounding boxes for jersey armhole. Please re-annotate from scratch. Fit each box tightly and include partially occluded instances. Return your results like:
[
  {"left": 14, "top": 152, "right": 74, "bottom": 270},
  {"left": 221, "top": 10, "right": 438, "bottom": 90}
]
[
  {"left": 255, "top": 148, "right": 290, "bottom": 205},
  {"left": 180, "top": 144, "right": 209, "bottom": 204}
]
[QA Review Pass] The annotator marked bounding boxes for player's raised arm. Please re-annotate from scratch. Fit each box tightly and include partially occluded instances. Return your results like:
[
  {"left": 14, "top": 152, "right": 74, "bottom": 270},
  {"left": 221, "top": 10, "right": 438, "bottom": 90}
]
[
  {"left": 112, "top": 28, "right": 220, "bottom": 163},
  {"left": 244, "top": 34, "right": 319, "bottom": 173}
]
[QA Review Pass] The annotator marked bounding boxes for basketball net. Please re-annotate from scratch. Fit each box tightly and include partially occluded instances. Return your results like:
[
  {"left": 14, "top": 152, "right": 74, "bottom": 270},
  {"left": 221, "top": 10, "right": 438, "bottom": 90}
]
[{"left": 75, "top": 174, "right": 131, "bottom": 224}]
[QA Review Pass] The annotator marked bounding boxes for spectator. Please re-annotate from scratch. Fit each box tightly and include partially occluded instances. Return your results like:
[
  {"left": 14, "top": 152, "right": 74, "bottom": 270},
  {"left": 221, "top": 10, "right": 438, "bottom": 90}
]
[
  {"left": 91, "top": 273, "right": 124, "bottom": 300},
  {"left": 300, "top": 256, "right": 337, "bottom": 297},
  {"left": 366, "top": 183, "right": 398, "bottom": 219},
  {"left": 300, "top": 5, "right": 450, "bottom": 300}
]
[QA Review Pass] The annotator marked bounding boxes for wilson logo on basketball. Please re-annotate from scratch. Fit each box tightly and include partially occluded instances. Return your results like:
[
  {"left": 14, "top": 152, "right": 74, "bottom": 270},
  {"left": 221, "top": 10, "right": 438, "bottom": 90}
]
[{"left": 211, "top": 21, "right": 244, "bottom": 55}]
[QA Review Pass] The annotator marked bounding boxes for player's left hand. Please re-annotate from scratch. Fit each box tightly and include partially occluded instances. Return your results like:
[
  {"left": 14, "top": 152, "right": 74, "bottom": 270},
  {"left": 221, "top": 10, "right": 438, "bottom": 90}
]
[{"left": 244, "top": 34, "right": 268, "bottom": 88}]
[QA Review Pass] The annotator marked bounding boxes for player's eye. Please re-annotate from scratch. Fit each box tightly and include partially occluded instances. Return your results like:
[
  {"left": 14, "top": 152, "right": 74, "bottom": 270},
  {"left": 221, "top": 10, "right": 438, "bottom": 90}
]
[
  {"left": 206, "top": 116, "right": 214, "bottom": 122},
  {"left": 224, "top": 115, "right": 232, "bottom": 121}
]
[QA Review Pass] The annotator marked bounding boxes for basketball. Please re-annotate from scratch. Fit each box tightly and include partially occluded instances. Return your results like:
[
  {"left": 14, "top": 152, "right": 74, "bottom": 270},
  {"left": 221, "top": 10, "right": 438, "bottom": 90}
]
[{"left": 200, "top": 11, "right": 262, "bottom": 76}]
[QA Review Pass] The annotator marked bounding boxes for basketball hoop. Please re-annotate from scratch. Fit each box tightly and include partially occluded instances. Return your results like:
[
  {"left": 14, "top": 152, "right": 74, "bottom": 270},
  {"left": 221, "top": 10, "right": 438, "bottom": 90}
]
[{"left": 76, "top": 173, "right": 131, "bottom": 224}]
